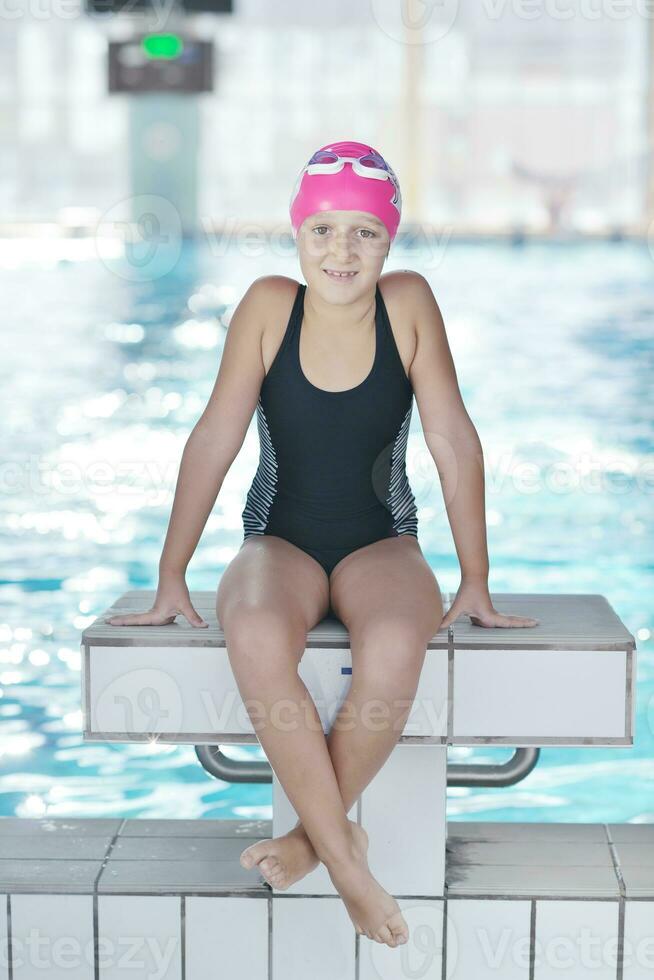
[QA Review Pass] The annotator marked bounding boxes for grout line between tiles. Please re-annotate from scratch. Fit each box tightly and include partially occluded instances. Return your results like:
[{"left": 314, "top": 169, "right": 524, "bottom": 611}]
[
  {"left": 6, "top": 893, "right": 12, "bottom": 980},
  {"left": 616, "top": 897, "right": 625, "bottom": 980},
  {"left": 94, "top": 818, "right": 125, "bottom": 980},
  {"left": 529, "top": 899, "right": 536, "bottom": 980},
  {"left": 94, "top": 818, "right": 126, "bottom": 893},
  {"left": 93, "top": 893, "right": 98, "bottom": 980},
  {"left": 604, "top": 823, "right": 627, "bottom": 898},
  {"left": 180, "top": 895, "right": 185, "bottom": 980},
  {"left": 604, "top": 823, "right": 626, "bottom": 980}
]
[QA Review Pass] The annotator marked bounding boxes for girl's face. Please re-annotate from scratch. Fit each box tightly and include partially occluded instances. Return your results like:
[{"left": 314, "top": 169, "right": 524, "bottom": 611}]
[{"left": 296, "top": 210, "right": 390, "bottom": 303}]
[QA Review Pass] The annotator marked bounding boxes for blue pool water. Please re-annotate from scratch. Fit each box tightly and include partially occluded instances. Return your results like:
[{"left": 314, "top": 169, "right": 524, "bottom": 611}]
[{"left": 0, "top": 236, "right": 652, "bottom": 824}]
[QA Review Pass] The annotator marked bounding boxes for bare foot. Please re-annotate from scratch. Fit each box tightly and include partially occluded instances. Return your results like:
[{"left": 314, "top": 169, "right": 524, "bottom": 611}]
[
  {"left": 327, "top": 852, "right": 409, "bottom": 948},
  {"left": 239, "top": 819, "right": 369, "bottom": 891}
]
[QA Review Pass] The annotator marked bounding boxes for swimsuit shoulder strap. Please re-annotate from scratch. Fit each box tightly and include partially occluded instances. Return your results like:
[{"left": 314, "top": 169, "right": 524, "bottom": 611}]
[
  {"left": 261, "top": 280, "right": 305, "bottom": 386},
  {"left": 375, "top": 281, "right": 411, "bottom": 387}
]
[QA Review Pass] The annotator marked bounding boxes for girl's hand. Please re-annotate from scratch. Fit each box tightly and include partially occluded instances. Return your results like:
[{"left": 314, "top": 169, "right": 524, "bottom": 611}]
[
  {"left": 105, "top": 573, "right": 209, "bottom": 628},
  {"left": 439, "top": 577, "right": 540, "bottom": 631}
]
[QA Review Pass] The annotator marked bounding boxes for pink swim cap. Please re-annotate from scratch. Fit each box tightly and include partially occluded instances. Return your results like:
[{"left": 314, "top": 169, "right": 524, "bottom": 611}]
[{"left": 289, "top": 140, "right": 402, "bottom": 243}]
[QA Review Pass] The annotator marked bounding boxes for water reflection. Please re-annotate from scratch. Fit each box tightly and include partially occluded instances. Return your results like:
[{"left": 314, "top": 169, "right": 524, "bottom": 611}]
[{"left": 0, "top": 238, "right": 651, "bottom": 821}]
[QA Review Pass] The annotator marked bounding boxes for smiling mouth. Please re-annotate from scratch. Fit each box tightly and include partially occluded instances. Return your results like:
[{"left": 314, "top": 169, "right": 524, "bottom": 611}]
[{"left": 323, "top": 269, "right": 358, "bottom": 279}]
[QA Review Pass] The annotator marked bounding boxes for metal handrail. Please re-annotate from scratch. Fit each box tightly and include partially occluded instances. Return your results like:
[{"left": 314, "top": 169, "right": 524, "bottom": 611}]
[
  {"left": 195, "top": 745, "right": 271, "bottom": 783},
  {"left": 447, "top": 747, "right": 540, "bottom": 786},
  {"left": 194, "top": 744, "right": 540, "bottom": 787}
]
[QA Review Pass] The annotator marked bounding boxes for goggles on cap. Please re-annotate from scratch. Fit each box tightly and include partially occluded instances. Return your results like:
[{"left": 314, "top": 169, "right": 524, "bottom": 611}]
[
  {"left": 305, "top": 148, "right": 398, "bottom": 184},
  {"left": 289, "top": 143, "right": 402, "bottom": 242}
]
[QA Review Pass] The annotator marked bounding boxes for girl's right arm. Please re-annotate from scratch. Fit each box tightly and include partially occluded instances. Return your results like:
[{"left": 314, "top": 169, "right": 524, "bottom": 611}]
[{"left": 106, "top": 277, "right": 272, "bottom": 628}]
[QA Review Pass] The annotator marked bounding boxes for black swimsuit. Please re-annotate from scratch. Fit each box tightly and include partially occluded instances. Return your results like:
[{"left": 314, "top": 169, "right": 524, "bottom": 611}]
[{"left": 241, "top": 280, "right": 418, "bottom": 577}]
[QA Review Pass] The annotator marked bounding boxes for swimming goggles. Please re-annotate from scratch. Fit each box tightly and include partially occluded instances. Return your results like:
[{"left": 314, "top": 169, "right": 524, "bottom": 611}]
[{"left": 304, "top": 147, "right": 399, "bottom": 185}]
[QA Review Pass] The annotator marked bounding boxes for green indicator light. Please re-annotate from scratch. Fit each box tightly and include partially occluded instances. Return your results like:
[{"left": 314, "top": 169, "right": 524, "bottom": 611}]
[{"left": 142, "top": 34, "right": 184, "bottom": 60}]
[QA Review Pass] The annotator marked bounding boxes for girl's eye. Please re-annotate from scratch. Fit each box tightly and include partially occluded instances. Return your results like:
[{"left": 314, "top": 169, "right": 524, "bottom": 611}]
[{"left": 312, "top": 227, "right": 376, "bottom": 238}]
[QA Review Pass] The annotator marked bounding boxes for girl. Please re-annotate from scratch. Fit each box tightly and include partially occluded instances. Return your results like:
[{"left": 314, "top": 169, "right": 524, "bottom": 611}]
[{"left": 108, "top": 140, "right": 538, "bottom": 948}]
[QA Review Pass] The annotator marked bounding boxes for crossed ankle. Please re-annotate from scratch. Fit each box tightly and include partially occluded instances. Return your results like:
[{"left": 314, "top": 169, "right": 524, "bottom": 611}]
[
  {"left": 318, "top": 836, "right": 365, "bottom": 871},
  {"left": 290, "top": 822, "right": 312, "bottom": 843}
]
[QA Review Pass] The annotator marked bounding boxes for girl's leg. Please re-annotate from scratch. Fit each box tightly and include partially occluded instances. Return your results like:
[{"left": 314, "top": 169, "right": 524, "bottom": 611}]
[
  {"left": 217, "top": 534, "right": 356, "bottom": 865},
  {"left": 291, "top": 535, "right": 443, "bottom": 845},
  {"left": 216, "top": 534, "right": 410, "bottom": 945}
]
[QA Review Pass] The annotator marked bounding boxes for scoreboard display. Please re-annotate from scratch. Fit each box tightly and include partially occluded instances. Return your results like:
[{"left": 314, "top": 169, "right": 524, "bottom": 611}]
[
  {"left": 108, "top": 36, "right": 214, "bottom": 94},
  {"left": 87, "top": 0, "right": 232, "bottom": 11}
]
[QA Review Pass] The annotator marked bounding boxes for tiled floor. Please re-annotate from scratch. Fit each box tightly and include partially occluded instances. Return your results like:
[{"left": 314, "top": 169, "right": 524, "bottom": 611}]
[
  {"left": 0, "top": 817, "right": 270, "bottom": 895},
  {"left": 0, "top": 816, "right": 650, "bottom": 899},
  {"left": 0, "top": 819, "right": 651, "bottom": 980},
  {"left": 446, "top": 820, "right": 654, "bottom": 900}
]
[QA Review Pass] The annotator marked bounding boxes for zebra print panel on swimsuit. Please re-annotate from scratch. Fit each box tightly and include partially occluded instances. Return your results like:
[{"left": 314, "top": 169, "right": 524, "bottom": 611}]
[
  {"left": 387, "top": 402, "right": 418, "bottom": 535},
  {"left": 241, "top": 398, "right": 278, "bottom": 535}
]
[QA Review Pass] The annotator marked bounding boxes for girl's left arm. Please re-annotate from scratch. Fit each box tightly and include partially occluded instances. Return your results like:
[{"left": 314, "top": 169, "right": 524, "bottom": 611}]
[{"left": 405, "top": 272, "right": 539, "bottom": 631}]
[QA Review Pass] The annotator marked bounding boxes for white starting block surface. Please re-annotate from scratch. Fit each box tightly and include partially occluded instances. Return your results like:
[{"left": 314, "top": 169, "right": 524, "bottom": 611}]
[{"left": 81, "top": 592, "right": 636, "bottom": 747}]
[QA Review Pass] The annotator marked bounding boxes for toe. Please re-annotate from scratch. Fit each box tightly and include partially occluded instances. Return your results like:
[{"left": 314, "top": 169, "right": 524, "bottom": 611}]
[
  {"left": 240, "top": 839, "right": 272, "bottom": 870},
  {"left": 375, "top": 924, "right": 395, "bottom": 946},
  {"left": 387, "top": 911, "right": 409, "bottom": 945},
  {"left": 239, "top": 846, "right": 256, "bottom": 869}
]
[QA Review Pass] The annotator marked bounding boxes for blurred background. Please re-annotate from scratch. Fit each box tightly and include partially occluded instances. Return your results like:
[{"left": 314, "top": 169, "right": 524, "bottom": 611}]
[{"left": 0, "top": 0, "right": 652, "bottom": 824}]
